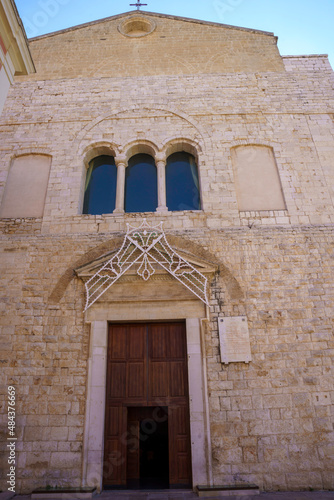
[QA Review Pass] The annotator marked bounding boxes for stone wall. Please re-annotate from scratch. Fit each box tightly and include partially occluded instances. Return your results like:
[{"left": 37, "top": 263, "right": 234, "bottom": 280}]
[
  {"left": 17, "top": 12, "right": 284, "bottom": 80},
  {"left": 283, "top": 55, "right": 333, "bottom": 72},
  {"left": 1, "top": 66, "right": 334, "bottom": 229},
  {"left": 0, "top": 12, "right": 333, "bottom": 492},
  {"left": 207, "top": 225, "right": 334, "bottom": 491},
  {"left": 0, "top": 224, "right": 333, "bottom": 492}
]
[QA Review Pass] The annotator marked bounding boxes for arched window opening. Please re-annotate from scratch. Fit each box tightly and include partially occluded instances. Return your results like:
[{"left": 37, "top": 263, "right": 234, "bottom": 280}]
[
  {"left": 125, "top": 153, "right": 157, "bottom": 213},
  {"left": 166, "top": 152, "right": 201, "bottom": 211},
  {"left": 83, "top": 155, "right": 117, "bottom": 215}
]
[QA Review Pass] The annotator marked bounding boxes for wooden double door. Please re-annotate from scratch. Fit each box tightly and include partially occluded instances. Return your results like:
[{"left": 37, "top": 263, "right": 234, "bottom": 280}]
[{"left": 103, "top": 322, "right": 192, "bottom": 489}]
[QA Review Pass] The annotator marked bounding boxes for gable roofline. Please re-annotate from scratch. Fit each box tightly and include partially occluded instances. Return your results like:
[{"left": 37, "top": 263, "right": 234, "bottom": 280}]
[{"left": 28, "top": 9, "right": 275, "bottom": 41}]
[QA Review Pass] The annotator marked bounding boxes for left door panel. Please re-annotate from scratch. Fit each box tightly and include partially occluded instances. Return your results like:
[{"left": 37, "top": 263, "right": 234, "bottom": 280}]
[{"left": 103, "top": 406, "right": 127, "bottom": 485}]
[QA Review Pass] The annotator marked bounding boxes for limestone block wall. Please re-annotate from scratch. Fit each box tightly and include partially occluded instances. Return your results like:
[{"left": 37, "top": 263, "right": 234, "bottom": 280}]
[
  {"left": 0, "top": 63, "right": 334, "bottom": 231},
  {"left": 207, "top": 225, "right": 334, "bottom": 491},
  {"left": 283, "top": 55, "right": 333, "bottom": 72},
  {"left": 0, "top": 224, "right": 333, "bottom": 492},
  {"left": 17, "top": 12, "right": 284, "bottom": 80},
  {"left": 0, "top": 28, "right": 333, "bottom": 493}
]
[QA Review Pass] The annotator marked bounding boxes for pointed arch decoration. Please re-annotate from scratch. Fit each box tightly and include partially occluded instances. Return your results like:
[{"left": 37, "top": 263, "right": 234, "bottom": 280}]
[{"left": 83, "top": 219, "right": 210, "bottom": 310}]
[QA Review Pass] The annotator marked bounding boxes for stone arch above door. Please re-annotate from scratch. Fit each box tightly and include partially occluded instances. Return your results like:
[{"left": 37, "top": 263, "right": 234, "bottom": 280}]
[{"left": 48, "top": 224, "right": 244, "bottom": 307}]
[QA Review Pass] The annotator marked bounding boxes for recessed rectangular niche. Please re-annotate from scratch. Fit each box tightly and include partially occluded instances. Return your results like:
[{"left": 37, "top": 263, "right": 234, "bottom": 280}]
[
  {"left": 0, "top": 154, "right": 51, "bottom": 218},
  {"left": 231, "top": 145, "right": 286, "bottom": 211},
  {"left": 218, "top": 316, "right": 252, "bottom": 364}
]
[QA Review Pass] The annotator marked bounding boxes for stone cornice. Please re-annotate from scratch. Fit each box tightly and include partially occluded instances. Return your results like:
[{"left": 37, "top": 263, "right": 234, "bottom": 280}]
[{"left": 1, "top": 0, "right": 35, "bottom": 74}]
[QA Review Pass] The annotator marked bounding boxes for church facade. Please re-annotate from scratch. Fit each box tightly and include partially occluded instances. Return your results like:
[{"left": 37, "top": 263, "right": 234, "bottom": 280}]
[{"left": 0, "top": 9, "right": 334, "bottom": 494}]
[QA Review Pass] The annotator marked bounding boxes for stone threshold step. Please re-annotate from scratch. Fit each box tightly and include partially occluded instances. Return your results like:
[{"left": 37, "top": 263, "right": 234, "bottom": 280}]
[
  {"left": 196, "top": 485, "right": 260, "bottom": 497},
  {"left": 31, "top": 487, "right": 97, "bottom": 499}
]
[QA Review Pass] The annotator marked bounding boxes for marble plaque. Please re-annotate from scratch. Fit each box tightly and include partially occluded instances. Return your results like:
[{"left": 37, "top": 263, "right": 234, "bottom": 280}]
[{"left": 218, "top": 316, "right": 252, "bottom": 364}]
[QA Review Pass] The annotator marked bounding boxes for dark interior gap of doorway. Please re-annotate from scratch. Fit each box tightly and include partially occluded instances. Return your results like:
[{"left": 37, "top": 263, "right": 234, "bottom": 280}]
[{"left": 127, "top": 406, "right": 169, "bottom": 490}]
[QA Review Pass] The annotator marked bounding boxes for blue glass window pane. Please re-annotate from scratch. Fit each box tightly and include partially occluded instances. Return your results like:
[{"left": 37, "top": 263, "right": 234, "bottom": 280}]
[
  {"left": 125, "top": 154, "right": 157, "bottom": 213},
  {"left": 83, "top": 156, "right": 117, "bottom": 215},
  {"left": 166, "top": 152, "right": 201, "bottom": 211}
]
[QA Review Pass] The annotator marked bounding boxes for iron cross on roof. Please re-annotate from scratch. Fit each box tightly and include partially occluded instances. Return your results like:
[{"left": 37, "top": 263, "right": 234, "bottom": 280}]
[{"left": 130, "top": 0, "right": 147, "bottom": 10}]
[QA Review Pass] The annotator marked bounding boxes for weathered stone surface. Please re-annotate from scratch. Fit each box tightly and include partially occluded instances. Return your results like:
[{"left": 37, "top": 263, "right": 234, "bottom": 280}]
[{"left": 0, "top": 9, "right": 333, "bottom": 495}]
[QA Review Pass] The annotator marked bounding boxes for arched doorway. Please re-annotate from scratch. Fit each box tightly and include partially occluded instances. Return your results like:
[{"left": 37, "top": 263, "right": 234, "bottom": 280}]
[{"left": 76, "top": 223, "right": 222, "bottom": 491}]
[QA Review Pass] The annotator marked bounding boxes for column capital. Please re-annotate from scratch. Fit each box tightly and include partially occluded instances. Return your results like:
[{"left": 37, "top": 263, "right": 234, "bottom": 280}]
[
  {"left": 155, "top": 153, "right": 166, "bottom": 165},
  {"left": 114, "top": 155, "right": 127, "bottom": 167}
]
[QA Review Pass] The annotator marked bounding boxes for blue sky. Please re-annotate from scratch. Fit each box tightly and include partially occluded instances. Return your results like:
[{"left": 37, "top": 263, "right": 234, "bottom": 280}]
[{"left": 15, "top": 0, "right": 334, "bottom": 68}]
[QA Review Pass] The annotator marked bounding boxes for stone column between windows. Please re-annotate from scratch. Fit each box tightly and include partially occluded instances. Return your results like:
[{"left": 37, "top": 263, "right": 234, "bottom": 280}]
[
  {"left": 156, "top": 154, "right": 168, "bottom": 212},
  {"left": 113, "top": 155, "right": 127, "bottom": 214}
]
